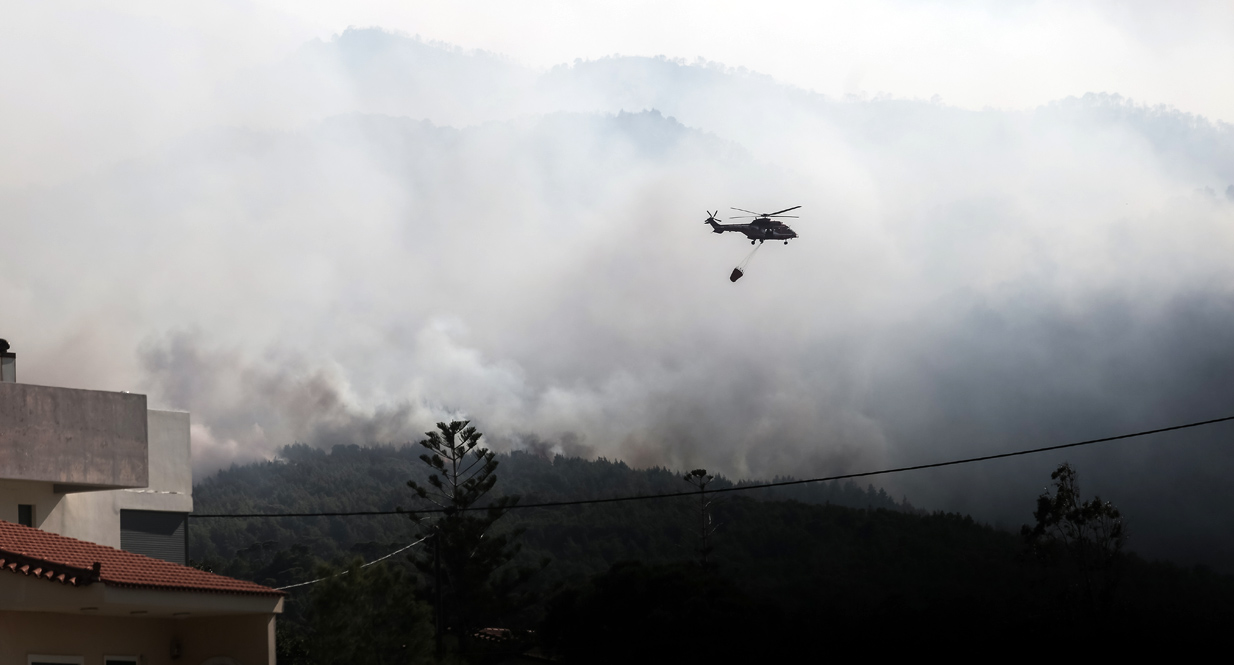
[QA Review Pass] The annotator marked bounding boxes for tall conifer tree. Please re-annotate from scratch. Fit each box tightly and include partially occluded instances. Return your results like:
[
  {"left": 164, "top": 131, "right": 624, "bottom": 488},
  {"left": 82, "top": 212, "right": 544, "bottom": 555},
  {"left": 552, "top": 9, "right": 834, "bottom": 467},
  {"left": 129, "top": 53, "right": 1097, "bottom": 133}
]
[{"left": 407, "top": 420, "right": 526, "bottom": 650}]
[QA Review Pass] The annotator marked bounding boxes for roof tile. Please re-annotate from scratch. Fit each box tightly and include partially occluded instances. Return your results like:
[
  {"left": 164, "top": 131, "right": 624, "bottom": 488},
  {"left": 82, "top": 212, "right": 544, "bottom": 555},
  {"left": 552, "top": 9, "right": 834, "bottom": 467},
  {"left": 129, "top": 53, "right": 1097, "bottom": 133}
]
[{"left": 0, "top": 520, "right": 282, "bottom": 597}]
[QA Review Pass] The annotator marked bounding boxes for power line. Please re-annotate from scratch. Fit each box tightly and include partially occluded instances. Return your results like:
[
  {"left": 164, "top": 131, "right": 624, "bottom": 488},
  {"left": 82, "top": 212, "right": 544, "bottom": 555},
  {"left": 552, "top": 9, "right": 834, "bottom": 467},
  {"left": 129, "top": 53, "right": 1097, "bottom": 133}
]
[
  {"left": 190, "top": 413, "right": 1234, "bottom": 519},
  {"left": 274, "top": 535, "right": 430, "bottom": 590}
]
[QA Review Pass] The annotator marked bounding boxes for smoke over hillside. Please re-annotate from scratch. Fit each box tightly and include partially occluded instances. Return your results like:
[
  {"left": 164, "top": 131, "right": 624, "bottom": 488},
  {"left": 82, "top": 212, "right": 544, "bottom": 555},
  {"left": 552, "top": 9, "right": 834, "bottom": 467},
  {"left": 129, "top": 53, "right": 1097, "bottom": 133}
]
[{"left": 3, "top": 28, "right": 1234, "bottom": 568}]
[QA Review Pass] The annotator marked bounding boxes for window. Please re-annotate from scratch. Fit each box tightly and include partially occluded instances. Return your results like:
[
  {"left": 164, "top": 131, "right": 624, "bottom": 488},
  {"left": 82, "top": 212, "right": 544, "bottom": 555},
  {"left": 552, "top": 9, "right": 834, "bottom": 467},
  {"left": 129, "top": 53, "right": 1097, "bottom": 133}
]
[
  {"left": 120, "top": 510, "right": 187, "bottom": 564},
  {"left": 17, "top": 504, "right": 34, "bottom": 527},
  {"left": 28, "top": 656, "right": 84, "bottom": 665}
]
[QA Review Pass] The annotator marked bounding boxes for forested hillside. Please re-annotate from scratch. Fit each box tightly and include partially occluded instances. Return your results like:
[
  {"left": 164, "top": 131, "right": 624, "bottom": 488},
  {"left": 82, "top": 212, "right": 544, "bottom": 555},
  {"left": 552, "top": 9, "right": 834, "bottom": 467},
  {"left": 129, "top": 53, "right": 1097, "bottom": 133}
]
[
  {"left": 188, "top": 442, "right": 914, "bottom": 580},
  {"left": 190, "top": 443, "right": 1234, "bottom": 661}
]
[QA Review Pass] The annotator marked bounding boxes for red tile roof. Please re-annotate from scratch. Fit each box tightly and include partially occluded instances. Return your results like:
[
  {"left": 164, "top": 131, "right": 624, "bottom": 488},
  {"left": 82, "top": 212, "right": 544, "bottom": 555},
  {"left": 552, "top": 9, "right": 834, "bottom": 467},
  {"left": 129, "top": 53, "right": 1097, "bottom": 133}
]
[{"left": 0, "top": 520, "right": 282, "bottom": 597}]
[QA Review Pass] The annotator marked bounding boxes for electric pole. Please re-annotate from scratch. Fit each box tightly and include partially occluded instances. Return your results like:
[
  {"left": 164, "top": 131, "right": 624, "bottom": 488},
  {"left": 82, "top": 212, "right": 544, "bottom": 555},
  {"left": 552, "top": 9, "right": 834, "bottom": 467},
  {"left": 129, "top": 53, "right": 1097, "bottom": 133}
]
[{"left": 683, "top": 469, "right": 717, "bottom": 565}]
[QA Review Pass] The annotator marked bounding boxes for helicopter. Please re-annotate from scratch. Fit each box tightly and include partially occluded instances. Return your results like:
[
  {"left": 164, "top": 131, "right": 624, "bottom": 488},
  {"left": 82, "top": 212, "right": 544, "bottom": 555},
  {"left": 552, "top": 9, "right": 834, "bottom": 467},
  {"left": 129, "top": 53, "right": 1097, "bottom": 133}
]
[{"left": 704, "top": 206, "right": 800, "bottom": 244}]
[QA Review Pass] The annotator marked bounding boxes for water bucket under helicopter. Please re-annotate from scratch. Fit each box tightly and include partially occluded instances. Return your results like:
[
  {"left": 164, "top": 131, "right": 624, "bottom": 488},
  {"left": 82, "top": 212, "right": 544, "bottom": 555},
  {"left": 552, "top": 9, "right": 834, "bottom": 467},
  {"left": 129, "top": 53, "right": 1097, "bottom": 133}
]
[{"left": 729, "top": 243, "right": 762, "bottom": 282}]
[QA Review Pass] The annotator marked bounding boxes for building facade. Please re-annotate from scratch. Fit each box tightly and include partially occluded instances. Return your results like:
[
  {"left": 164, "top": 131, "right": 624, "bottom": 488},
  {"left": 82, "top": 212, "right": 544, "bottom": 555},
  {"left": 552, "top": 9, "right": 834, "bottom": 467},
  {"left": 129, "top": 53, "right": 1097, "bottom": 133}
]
[
  {"left": 0, "top": 381, "right": 193, "bottom": 564},
  {"left": 0, "top": 341, "right": 281, "bottom": 664}
]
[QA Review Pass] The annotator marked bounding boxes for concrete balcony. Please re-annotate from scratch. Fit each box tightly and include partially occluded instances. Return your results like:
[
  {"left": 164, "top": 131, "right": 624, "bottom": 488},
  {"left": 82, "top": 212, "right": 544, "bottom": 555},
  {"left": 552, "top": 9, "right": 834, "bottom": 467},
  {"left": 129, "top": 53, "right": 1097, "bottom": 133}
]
[{"left": 0, "top": 383, "right": 148, "bottom": 490}]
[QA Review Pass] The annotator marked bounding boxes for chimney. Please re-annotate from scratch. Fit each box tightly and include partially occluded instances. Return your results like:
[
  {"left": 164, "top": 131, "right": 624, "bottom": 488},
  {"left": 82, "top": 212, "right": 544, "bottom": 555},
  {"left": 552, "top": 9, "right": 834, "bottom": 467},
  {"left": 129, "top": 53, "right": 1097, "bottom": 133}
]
[{"left": 0, "top": 339, "right": 13, "bottom": 382}]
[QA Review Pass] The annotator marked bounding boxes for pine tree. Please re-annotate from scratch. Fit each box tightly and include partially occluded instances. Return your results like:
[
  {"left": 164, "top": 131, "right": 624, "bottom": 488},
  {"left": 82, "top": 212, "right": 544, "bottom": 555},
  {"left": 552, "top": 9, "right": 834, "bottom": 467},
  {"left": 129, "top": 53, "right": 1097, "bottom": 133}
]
[{"left": 406, "top": 420, "right": 529, "bottom": 654}]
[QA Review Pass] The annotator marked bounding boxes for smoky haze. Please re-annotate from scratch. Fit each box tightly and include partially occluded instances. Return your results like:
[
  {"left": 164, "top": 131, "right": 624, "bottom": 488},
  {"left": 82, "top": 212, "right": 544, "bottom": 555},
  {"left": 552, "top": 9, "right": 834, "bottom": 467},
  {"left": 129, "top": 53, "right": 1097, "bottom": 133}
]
[{"left": 3, "top": 28, "right": 1234, "bottom": 569}]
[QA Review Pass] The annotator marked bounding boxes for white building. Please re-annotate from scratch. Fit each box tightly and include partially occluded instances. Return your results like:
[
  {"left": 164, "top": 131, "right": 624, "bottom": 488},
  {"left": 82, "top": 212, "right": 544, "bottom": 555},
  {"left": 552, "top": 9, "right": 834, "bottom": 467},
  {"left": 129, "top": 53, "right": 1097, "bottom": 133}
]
[
  {"left": 0, "top": 340, "right": 281, "bottom": 664},
  {"left": 0, "top": 340, "right": 191, "bottom": 563}
]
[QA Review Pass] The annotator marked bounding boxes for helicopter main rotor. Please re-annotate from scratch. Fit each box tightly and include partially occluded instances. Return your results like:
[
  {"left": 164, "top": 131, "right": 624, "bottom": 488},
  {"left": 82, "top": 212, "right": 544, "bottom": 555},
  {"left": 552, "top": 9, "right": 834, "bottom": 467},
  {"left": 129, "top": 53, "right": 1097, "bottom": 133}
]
[{"left": 729, "top": 205, "right": 800, "bottom": 219}]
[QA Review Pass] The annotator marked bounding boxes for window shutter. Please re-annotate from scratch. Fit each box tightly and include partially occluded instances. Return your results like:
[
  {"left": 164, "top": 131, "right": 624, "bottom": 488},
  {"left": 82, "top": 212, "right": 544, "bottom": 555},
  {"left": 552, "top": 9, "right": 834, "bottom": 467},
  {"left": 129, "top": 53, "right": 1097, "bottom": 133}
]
[{"left": 120, "top": 510, "right": 187, "bottom": 565}]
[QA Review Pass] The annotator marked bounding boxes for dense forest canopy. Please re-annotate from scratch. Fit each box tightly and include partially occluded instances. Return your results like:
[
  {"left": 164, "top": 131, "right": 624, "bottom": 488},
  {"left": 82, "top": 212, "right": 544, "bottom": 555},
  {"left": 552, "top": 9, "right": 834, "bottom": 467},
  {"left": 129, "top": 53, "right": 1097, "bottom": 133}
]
[
  {"left": 190, "top": 442, "right": 914, "bottom": 572},
  {"left": 191, "top": 442, "right": 1234, "bottom": 661}
]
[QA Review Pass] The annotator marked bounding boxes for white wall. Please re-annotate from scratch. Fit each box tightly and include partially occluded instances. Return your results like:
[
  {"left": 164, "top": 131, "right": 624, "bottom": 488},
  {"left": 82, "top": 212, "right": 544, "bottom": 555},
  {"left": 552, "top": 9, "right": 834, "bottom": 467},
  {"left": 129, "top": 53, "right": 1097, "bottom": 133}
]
[
  {"left": 1, "top": 409, "right": 192, "bottom": 549},
  {"left": 0, "top": 479, "right": 63, "bottom": 528},
  {"left": 144, "top": 409, "right": 193, "bottom": 496}
]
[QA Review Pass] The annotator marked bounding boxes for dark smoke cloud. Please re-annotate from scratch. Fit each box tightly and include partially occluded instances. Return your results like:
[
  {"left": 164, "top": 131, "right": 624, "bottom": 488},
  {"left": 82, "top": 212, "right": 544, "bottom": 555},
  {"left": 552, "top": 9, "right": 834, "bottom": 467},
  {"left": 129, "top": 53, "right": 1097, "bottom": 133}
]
[
  {"left": 5, "top": 28, "right": 1234, "bottom": 568},
  {"left": 139, "top": 331, "right": 425, "bottom": 474}
]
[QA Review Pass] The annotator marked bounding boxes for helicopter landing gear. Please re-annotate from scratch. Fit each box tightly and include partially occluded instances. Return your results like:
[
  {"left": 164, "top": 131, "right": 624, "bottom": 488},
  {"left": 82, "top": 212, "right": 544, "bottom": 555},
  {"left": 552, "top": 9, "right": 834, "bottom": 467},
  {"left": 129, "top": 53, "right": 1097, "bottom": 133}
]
[
  {"left": 784, "top": 241, "right": 789, "bottom": 245},
  {"left": 751, "top": 240, "right": 756, "bottom": 245}
]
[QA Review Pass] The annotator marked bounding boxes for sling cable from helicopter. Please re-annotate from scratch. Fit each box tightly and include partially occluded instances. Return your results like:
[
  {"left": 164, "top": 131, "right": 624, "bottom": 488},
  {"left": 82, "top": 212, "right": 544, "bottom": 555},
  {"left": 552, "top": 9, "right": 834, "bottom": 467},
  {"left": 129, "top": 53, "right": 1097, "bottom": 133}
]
[{"left": 702, "top": 206, "right": 800, "bottom": 282}]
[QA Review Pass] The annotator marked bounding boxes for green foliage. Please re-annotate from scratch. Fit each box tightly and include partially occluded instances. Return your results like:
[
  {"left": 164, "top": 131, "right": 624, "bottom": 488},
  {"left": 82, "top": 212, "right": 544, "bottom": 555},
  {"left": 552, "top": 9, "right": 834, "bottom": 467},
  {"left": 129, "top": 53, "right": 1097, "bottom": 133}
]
[
  {"left": 406, "top": 421, "right": 536, "bottom": 647},
  {"left": 190, "top": 446, "right": 1234, "bottom": 650},
  {"left": 1022, "top": 462, "right": 1127, "bottom": 617},
  {"left": 407, "top": 421, "right": 508, "bottom": 515},
  {"left": 1024, "top": 463, "right": 1126, "bottom": 562},
  {"left": 302, "top": 560, "right": 437, "bottom": 664},
  {"left": 189, "top": 445, "right": 912, "bottom": 574}
]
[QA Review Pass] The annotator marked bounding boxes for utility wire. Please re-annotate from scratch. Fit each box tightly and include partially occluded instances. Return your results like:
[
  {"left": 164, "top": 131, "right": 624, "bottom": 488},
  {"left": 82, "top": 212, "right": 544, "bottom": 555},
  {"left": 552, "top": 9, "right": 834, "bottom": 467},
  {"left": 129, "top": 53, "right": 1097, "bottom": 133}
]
[
  {"left": 274, "top": 535, "right": 430, "bottom": 590},
  {"left": 191, "top": 414, "right": 1234, "bottom": 519}
]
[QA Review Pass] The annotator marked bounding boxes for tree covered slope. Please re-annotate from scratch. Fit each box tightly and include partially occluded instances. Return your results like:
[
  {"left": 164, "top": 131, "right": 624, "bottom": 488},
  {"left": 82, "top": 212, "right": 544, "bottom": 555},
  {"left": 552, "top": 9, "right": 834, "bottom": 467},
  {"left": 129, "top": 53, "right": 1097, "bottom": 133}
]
[{"left": 191, "top": 443, "right": 1234, "bottom": 654}]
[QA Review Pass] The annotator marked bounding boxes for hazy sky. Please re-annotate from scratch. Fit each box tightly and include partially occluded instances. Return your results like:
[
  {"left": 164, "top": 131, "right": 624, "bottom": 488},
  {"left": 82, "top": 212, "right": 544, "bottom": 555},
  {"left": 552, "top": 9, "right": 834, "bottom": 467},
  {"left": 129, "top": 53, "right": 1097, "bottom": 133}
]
[
  {"left": 4, "top": 1, "right": 1233, "bottom": 186},
  {"left": 3, "top": 2, "right": 1234, "bottom": 567}
]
